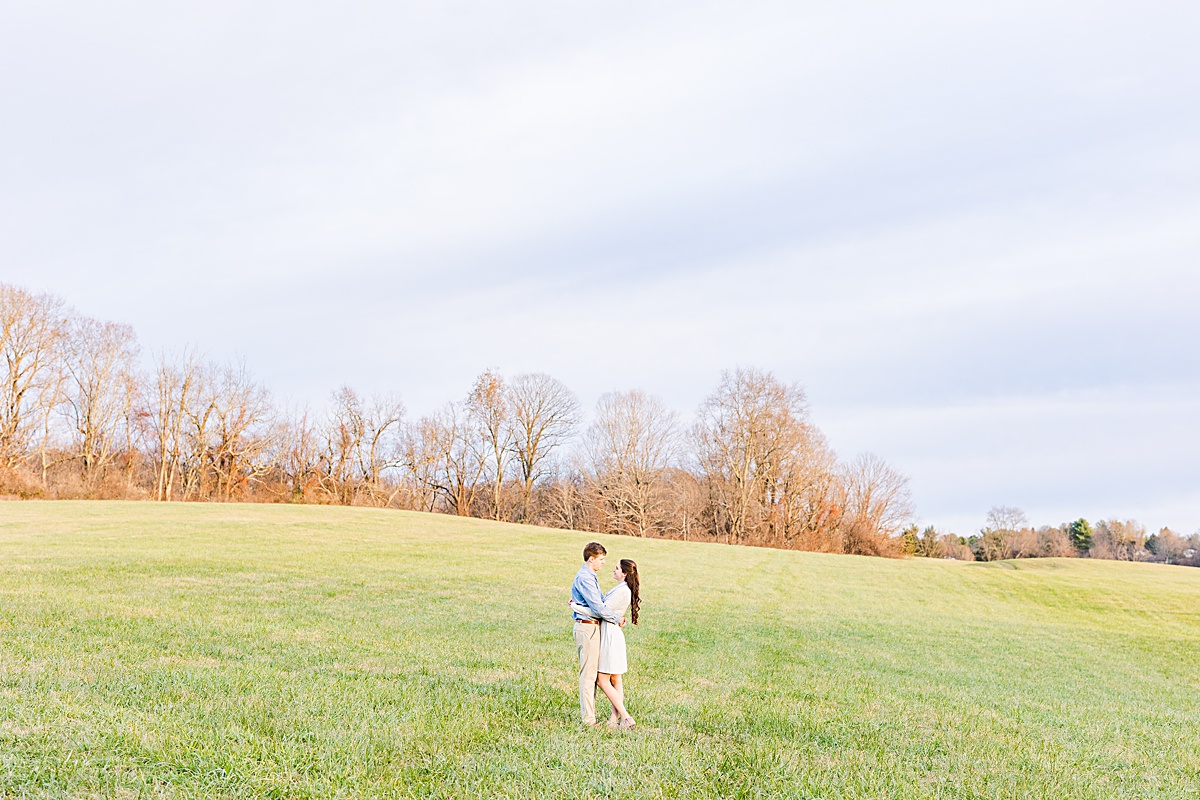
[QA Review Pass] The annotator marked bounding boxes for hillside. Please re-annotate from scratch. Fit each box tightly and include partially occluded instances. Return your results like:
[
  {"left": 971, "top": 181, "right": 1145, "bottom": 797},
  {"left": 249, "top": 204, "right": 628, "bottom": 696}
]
[{"left": 1, "top": 502, "right": 1198, "bottom": 798}]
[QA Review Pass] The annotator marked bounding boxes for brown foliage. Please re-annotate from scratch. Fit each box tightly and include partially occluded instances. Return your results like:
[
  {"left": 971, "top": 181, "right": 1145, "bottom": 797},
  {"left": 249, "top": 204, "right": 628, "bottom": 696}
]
[
  {"left": 1089, "top": 519, "right": 1150, "bottom": 561},
  {"left": 1, "top": 281, "right": 929, "bottom": 560}
]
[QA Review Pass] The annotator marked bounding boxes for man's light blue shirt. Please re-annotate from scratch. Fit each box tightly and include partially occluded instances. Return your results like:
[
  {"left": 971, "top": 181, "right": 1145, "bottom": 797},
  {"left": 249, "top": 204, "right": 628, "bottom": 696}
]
[{"left": 571, "top": 563, "right": 621, "bottom": 624}]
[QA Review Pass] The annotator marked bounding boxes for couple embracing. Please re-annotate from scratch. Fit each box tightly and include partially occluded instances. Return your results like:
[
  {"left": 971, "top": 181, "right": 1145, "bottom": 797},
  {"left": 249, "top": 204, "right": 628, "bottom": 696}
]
[{"left": 569, "top": 542, "right": 641, "bottom": 729}]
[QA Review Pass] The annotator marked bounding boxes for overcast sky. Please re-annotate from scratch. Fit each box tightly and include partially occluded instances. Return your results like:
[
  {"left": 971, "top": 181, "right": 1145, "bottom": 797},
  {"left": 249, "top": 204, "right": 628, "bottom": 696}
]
[{"left": 2, "top": 1, "right": 1197, "bottom": 534}]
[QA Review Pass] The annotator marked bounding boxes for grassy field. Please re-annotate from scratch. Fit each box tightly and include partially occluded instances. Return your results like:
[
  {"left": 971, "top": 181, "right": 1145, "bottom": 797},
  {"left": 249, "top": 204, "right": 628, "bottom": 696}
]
[{"left": 0, "top": 502, "right": 1198, "bottom": 799}]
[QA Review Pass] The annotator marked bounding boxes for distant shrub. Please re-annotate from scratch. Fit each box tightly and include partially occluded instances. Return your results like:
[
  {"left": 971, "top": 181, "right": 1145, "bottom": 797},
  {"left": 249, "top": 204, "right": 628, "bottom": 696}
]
[
  {"left": 1089, "top": 520, "right": 1151, "bottom": 562},
  {"left": 1035, "top": 526, "right": 1075, "bottom": 557},
  {"left": 922, "top": 512, "right": 1192, "bottom": 568},
  {"left": 0, "top": 467, "right": 44, "bottom": 499},
  {"left": 912, "top": 526, "right": 974, "bottom": 561},
  {"left": 1146, "top": 528, "right": 1200, "bottom": 566},
  {"left": 968, "top": 525, "right": 1075, "bottom": 562}
]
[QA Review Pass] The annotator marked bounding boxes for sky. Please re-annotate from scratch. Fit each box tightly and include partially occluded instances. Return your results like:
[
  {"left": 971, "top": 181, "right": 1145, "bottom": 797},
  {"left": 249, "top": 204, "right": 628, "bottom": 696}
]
[{"left": 2, "top": 1, "right": 1198, "bottom": 535}]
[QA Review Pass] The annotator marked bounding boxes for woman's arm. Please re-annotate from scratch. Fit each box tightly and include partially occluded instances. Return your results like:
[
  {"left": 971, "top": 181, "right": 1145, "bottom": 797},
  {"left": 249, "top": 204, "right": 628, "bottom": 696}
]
[{"left": 569, "top": 600, "right": 599, "bottom": 619}]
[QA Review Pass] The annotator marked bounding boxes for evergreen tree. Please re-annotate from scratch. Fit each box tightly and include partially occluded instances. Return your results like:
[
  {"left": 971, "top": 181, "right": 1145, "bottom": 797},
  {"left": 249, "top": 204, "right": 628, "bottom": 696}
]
[{"left": 1067, "top": 518, "right": 1093, "bottom": 552}]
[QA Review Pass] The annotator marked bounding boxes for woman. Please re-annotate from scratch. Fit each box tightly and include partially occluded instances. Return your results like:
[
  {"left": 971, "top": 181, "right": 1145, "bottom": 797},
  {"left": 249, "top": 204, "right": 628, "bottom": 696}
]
[{"left": 570, "top": 558, "right": 641, "bottom": 730}]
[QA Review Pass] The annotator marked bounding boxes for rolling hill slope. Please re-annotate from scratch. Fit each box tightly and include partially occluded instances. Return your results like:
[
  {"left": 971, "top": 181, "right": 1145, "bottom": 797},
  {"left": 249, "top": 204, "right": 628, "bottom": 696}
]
[{"left": 1, "top": 501, "right": 1197, "bottom": 798}]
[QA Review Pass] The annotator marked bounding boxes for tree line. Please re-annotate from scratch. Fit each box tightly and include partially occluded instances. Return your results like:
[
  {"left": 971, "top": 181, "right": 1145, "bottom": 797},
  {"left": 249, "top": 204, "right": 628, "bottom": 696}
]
[
  {"left": 1, "top": 283, "right": 915, "bottom": 555},
  {"left": 6, "top": 282, "right": 1194, "bottom": 566},
  {"left": 904, "top": 506, "right": 1200, "bottom": 567}
]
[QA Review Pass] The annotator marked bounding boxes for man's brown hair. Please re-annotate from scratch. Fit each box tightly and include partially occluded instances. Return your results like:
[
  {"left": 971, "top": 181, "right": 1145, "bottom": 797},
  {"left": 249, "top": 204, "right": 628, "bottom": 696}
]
[{"left": 583, "top": 542, "right": 606, "bottom": 561}]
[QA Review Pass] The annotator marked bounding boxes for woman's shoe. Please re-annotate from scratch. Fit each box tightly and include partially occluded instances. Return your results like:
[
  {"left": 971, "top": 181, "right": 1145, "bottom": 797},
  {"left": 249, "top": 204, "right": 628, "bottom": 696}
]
[{"left": 619, "top": 717, "right": 636, "bottom": 730}]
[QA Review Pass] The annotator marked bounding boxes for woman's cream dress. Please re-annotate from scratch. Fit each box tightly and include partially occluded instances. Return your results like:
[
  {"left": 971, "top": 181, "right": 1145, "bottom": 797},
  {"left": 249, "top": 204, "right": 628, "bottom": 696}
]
[{"left": 597, "top": 582, "right": 631, "bottom": 675}]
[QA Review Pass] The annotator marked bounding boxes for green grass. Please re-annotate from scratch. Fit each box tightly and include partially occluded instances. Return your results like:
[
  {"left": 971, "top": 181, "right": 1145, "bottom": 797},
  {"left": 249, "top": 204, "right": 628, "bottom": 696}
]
[{"left": 1, "top": 502, "right": 1198, "bottom": 799}]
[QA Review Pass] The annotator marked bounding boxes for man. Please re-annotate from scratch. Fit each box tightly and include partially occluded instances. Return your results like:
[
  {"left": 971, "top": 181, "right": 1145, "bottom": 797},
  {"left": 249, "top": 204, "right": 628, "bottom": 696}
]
[{"left": 571, "top": 541, "right": 624, "bottom": 726}]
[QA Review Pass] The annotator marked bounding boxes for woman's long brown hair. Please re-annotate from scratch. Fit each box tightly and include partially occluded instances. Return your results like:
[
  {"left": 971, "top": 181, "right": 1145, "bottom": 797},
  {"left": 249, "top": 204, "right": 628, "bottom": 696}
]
[{"left": 620, "top": 559, "right": 640, "bottom": 625}]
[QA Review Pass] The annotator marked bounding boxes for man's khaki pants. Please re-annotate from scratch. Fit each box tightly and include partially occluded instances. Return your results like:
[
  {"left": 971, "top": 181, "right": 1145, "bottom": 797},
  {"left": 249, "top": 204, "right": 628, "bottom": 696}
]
[{"left": 574, "top": 620, "right": 601, "bottom": 724}]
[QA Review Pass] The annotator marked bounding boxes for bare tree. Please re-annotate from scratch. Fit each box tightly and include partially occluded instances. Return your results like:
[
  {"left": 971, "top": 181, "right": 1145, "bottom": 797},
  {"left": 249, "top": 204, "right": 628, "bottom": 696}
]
[
  {"left": 509, "top": 373, "right": 580, "bottom": 521},
  {"left": 986, "top": 506, "right": 1029, "bottom": 533},
  {"left": 119, "top": 365, "right": 146, "bottom": 492},
  {"left": 0, "top": 285, "right": 65, "bottom": 471},
  {"left": 841, "top": 452, "right": 914, "bottom": 555},
  {"left": 179, "top": 360, "right": 218, "bottom": 500},
  {"left": 359, "top": 393, "right": 405, "bottom": 505},
  {"left": 1034, "top": 526, "right": 1074, "bottom": 557},
  {"left": 60, "top": 315, "right": 140, "bottom": 491},
  {"left": 323, "top": 386, "right": 362, "bottom": 503},
  {"left": 322, "top": 387, "right": 405, "bottom": 505},
  {"left": 35, "top": 354, "right": 67, "bottom": 488},
  {"left": 149, "top": 348, "right": 203, "bottom": 501},
  {"left": 208, "top": 362, "right": 274, "bottom": 500},
  {"left": 467, "top": 370, "right": 512, "bottom": 520},
  {"left": 769, "top": 429, "right": 843, "bottom": 551},
  {"left": 584, "top": 389, "right": 680, "bottom": 537},
  {"left": 663, "top": 467, "right": 705, "bottom": 542},
  {"left": 271, "top": 405, "right": 322, "bottom": 502},
  {"left": 541, "top": 454, "right": 588, "bottom": 532},
  {"left": 974, "top": 506, "right": 1033, "bottom": 561},
  {"left": 167, "top": 359, "right": 274, "bottom": 501},
  {"left": 1090, "top": 519, "right": 1150, "bottom": 561},
  {"left": 422, "top": 401, "right": 486, "bottom": 516},
  {"left": 693, "top": 367, "right": 829, "bottom": 545},
  {"left": 401, "top": 414, "right": 447, "bottom": 513}
]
